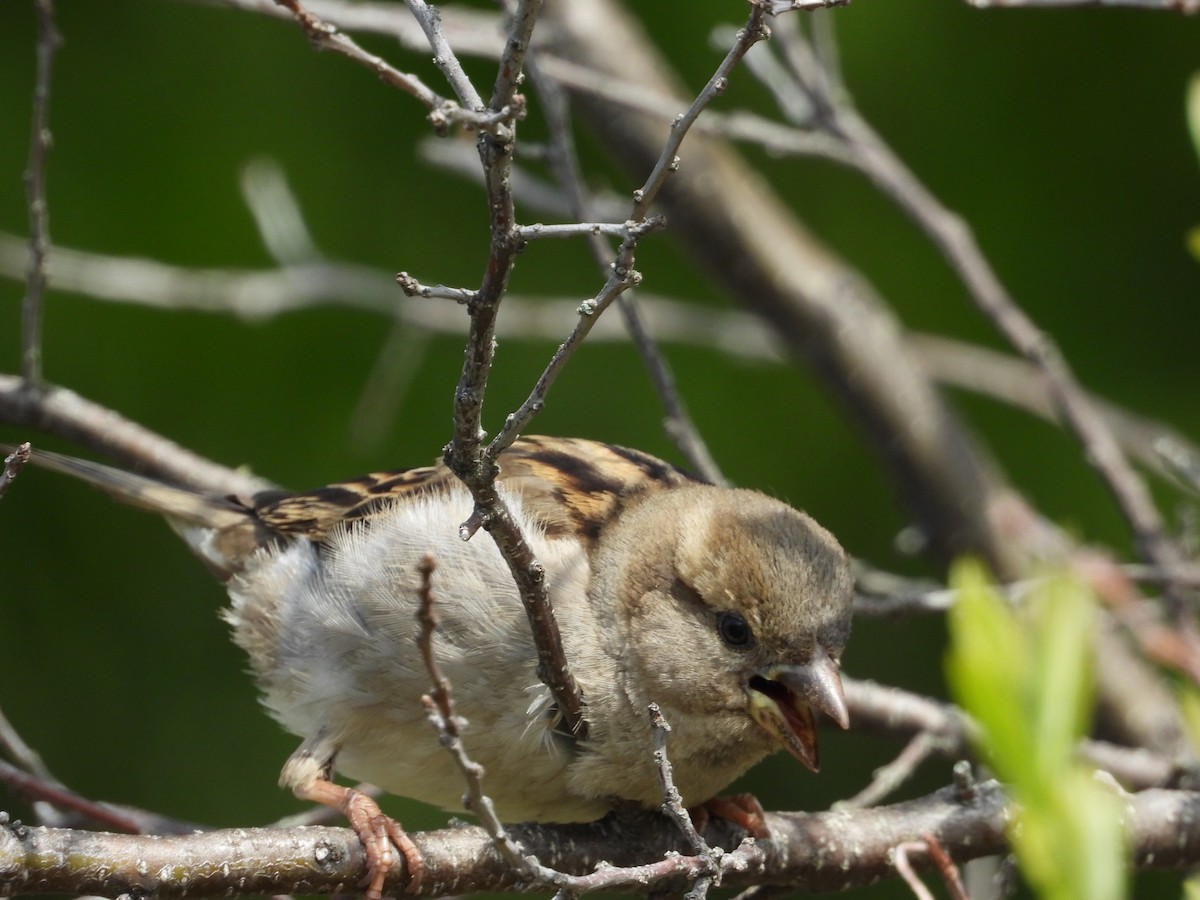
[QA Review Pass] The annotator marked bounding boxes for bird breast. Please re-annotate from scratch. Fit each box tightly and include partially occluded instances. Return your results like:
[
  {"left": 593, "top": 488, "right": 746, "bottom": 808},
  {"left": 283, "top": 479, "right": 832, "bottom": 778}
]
[{"left": 223, "top": 486, "right": 606, "bottom": 822}]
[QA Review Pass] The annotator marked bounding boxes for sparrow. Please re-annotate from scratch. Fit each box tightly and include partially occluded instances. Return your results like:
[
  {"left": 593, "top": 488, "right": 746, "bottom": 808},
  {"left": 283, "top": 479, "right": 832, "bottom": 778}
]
[{"left": 18, "top": 436, "right": 854, "bottom": 896}]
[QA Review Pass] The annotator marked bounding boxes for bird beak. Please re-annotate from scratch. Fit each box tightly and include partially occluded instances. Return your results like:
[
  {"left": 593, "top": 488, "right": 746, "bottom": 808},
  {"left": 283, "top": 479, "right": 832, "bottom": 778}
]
[{"left": 747, "top": 646, "right": 849, "bottom": 772}]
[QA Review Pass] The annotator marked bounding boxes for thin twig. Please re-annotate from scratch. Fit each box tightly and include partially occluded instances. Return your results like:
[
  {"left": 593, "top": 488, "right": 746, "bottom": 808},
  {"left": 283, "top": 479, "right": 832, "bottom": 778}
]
[
  {"left": 487, "top": 0, "right": 540, "bottom": 112},
  {"left": 486, "top": 8, "right": 774, "bottom": 460},
  {"left": 841, "top": 676, "right": 1186, "bottom": 791},
  {"left": 839, "top": 732, "right": 940, "bottom": 810},
  {"left": 271, "top": 0, "right": 510, "bottom": 133},
  {"left": 403, "top": 0, "right": 485, "bottom": 111},
  {"left": 0, "top": 704, "right": 206, "bottom": 836},
  {"left": 892, "top": 841, "right": 937, "bottom": 900},
  {"left": 414, "top": 554, "right": 543, "bottom": 879},
  {"left": 648, "top": 704, "right": 720, "bottom": 900},
  {"left": 0, "top": 759, "right": 194, "bottom": 836},
  {"left": 758, "top": 0, "right": 852, "bottom": 10},
  {"left": 634, "top": 10, "right": 770, "bottom": 221},
  {"left": 648, "top": 705, "right": 710, "bottom": 858},
  {"left": 920, "top": 833, "right": 971, "bottom": 900},
  {"left": 0, "top": 442, "right": 31, "bottom": 503},
  {"left": 21, "top": 0, "right": 61, "bottom": 387},
  {"left": 514, "top": 221, "right": 659, "bottom": 242},
  {"left": 396, "top": 272, "right": 479, "bottom": 304},
  {"left": 532, "top": 64, "right": 728, "bottom": 484}
]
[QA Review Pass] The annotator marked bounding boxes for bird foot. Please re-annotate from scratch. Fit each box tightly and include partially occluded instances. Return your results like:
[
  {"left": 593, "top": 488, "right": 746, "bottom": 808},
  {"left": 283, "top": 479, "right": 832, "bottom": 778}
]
[
  {"left": 692, "top": 792, "right": 770, "bottom": 839},
  {"left": 297, "top": 778, "right": 424, "bottom": 899}
]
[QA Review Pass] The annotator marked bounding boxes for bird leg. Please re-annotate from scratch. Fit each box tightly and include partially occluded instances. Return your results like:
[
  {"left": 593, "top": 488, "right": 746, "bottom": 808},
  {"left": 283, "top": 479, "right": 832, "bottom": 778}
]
[
  {"left": 692, "top": 792, "right": 770, "bottom": 839},
  {"left": 281, "top": 740, "right": 423, "bottom": 899}
]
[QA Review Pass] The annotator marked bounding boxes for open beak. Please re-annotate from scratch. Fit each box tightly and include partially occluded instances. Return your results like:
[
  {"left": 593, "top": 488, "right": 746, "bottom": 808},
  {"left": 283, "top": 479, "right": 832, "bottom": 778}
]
[{"left": 747, "top": 646, "right": 849, "bottom": 772}]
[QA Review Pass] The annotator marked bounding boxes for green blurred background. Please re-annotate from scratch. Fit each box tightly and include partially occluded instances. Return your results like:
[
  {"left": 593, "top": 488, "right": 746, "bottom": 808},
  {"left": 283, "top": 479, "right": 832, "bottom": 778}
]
[{"left": 0, "top": 1, "right": 1198, "bottom": 896}]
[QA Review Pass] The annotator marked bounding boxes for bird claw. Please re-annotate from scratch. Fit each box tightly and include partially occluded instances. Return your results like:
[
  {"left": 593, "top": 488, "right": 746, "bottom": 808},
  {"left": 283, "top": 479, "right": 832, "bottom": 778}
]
[
  {"left": 340, "top": 788, "right": 424, "bottom": 899},
  {"left": 693, "top": 792, "right": 770, "bottom": 840},
  {"left": 293, "top": 776, "right": 423, "bottom": 898}
]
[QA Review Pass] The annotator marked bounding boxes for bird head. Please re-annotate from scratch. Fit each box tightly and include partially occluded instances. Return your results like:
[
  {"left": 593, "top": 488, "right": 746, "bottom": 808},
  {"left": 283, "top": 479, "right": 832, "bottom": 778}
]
[{"left": 598, "top": 485, "right": 854, "bottom": 775}]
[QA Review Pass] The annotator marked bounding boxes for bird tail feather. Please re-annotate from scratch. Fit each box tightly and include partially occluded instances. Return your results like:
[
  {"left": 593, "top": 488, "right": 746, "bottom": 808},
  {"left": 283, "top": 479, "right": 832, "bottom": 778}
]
[{"left": 5, "top": 444, "right": 247, "bottom": 530}]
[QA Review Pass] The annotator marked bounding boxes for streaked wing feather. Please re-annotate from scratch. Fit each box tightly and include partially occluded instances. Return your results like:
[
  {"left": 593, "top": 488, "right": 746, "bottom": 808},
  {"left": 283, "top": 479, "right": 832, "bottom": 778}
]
[{"left": 249, "top": 436, "right": 699, "bottom": 545}]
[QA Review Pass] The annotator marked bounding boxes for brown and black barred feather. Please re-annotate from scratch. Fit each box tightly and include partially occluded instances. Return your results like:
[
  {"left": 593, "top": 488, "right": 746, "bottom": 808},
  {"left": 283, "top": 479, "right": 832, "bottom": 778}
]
[
  {"left": 250, "top": 436, "right": 699, "bottom": 548},
  {"left": 12, "top": 437, "right": 700, "bottom": 577}
]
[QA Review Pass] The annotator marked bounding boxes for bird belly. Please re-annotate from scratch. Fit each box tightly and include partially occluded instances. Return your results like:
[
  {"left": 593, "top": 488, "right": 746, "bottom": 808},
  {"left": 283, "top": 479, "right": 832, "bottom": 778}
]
[{"left": 224, "top": 487, "right": 598, "bottom": 822}]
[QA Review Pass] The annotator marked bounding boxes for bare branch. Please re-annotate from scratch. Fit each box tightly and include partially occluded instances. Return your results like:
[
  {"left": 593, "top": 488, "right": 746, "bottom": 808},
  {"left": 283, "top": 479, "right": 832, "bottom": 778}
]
[
  {"left": 0, "top": 443, "right": 30, "bottom": 503},
  {"left": 403, "top": 0, "right": 485, "bottom": 110},
  {"left": 270, "top": 0, "right": 509, "bottom": 133},
  {"left": 532, "top": 62, "right": 728, "bottom": 484},
  {"left": 8, "top": 783, "right": 1200, "bottom": 896},
  {"left": 892, "top": 840, "right": 937, "bottom": 900},
  {"left": 913, "top": 333, "right": 1200, "bottom": 499},
  {"left": 842, "top": 676, "right": 1185, "bottom": 792},
  {"left": 20, "top": 0, "right": 61, "bottom": 387},
  {"left": 542, "top": 0, "right": 1018, "bottom": 574},
  {"left": 513, "top": 220, "right": 662, "bottom": 242},
  {"left": 0, "top": 376, "right": 272, "bottom": 496},
  {"left": 0, "top": 233, "right": 782, "bottom": 361},
  {"left": 396, "top": 272, "right": 478, "bottom": 304},
  {"left": 648, "top": 704, "right": 713, "bottom": 861},
  {"left": 758, "top": 0, "right": 851, "bottom": 10},
  {"left": 761, "top": 23, "right": 1188, "bottom": 594},
  {"left": 486, "top": 9, "right": 776, "bottom": 461},
  {"left": 841, "top": 732, "right": 942, "bottom": 810},
  {"left": 415, "top": 555, "right": 550, "bottom": 883},
  {"left": 968, "top": 0, "right": 1197, "bottom": 9},
  {"left": 428, "top": 0, "right": 591, "bottom": 747}
]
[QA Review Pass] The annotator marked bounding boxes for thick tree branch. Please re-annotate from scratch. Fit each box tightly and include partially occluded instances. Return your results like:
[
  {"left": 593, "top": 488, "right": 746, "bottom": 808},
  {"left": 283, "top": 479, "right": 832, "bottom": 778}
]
[{"left": 7, "top": 785, "right": 1200, "bottom": 896}]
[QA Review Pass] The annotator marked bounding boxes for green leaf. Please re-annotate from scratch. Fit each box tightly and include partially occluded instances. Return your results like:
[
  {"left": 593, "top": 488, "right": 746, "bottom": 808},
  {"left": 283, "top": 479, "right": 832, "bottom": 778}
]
[
  {"left": 945, "top": 562, "right": 1126, "bottom": 900},
  {"left": 1187, "top": 72, "right": 1200, "bottom": 168},
  {"left": 1186, "top": 226, "right": 1200, "bottom": 263},
  {"left": 946, "top": 560, "right": 1030, "bottom": 778},
  {"left": 1028, "top": 573, "right": 1094, "bottom": 782}
]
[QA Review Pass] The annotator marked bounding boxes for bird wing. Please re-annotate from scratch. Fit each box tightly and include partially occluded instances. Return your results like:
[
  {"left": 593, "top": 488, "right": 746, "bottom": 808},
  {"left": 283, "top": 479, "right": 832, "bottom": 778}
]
[
  {"left": 14, "top": 436, "right": 700, "bottom": 573},
  {"left": 251, "top": 436, "right": 700, "bottom": 547}
]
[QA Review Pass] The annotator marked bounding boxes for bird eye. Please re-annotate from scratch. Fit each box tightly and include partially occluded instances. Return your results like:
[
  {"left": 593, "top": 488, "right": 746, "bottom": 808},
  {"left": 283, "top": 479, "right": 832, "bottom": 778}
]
[{"left": 718, "top": 611, "right": 753, "bottom": 648}]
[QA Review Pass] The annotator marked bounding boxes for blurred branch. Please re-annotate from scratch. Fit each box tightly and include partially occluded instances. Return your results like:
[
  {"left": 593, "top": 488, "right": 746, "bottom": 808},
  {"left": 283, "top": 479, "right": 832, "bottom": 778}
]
[
  {"left": 913, "top": 333, "right": 1200, "bottom": 499},
  {"left": 0, "top": 231, "right": 783, "bottom": 359},
  {"left": 764, "top": 17, "right": 1189, "bottom": 597},
  {"left": 0, "top": 375, "right": 272, "bottom": 495},
  {"left": 967, "top": 0, "right": 1198, "bottom": 9},
  {"left": 540, "top": 0, "right": 1016, "bottom": 574},
  {"left": 20, "top": 0, "right": 60, "bottom": 387},
  {"left": 5, "top": 228, "right": 1199, "bottom": 509},
  {"left": 842, "top": 676, "right": 1187, "bottom": 793}
]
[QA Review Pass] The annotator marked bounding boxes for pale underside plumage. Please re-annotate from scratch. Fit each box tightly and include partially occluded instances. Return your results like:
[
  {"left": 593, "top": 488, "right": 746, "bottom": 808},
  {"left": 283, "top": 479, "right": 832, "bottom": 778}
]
[{"left": 225, "top": 487, "right": 603, "bottom": 822}]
